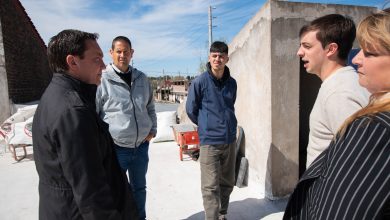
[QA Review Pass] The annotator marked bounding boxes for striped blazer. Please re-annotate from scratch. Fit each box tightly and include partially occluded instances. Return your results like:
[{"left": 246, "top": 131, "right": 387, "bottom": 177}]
[{"left": 284, "top": 112, "right": 390, "bottom": 220}]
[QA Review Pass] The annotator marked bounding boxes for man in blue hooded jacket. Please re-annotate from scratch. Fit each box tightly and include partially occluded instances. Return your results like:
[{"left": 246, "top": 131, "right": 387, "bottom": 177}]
[{"left": 186, "top": 41, "right": 237, "bottom": 220}]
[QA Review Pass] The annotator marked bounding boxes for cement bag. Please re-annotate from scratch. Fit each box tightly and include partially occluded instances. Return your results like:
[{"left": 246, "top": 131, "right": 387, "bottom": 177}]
[
  {"left": 152, "top": 111, "right": 177, "bottom": 143},
  {"left": 4, "top": 104, "right": 37, "bottom": 124},
  {"left": 6, "top": 117, "right": 33, "bottom": 145},
  {"left": 1, "top": 105, "right": 36, "bottom": 145}
]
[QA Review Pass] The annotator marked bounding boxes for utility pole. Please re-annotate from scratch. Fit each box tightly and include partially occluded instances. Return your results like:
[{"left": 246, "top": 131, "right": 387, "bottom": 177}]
[{"left": 208, "top": 5, "right": 213, "bottom": 50}]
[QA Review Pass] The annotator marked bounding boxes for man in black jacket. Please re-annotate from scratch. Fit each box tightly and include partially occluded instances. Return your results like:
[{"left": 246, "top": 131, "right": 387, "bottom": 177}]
[{"left": 32, "top": 29, "right": 138, "bottom": 220}]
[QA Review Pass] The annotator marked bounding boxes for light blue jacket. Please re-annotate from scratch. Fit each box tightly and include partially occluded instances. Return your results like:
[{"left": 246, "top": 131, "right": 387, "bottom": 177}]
[{"left": 96, "top": 64, "right": 157, "bottom": 148}]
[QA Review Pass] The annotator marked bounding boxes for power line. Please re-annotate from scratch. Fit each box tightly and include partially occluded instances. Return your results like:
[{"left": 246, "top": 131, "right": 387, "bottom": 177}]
[
  {"left": 143, "top": 69, "right": 199, "bottom": 77},
  {"left": 136, "top": 24, "right": 207, "bottom": 67},
  {"left": 136, "top": 15, "right": 208, "bottom": 67},
  {"left": 142, "top": 1, "right": 264, "bottom": 76},
  {"left": 217, "top": 0, "right": 260, "bottom": 16},
  {"left": 383, "top": 0, "right": 390, "bottom": 8}
]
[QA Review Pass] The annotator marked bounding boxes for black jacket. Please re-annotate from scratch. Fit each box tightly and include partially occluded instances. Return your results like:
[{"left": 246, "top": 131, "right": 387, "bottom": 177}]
[
  {"left": 33, "top": 73, "right": 138, "bottom": 220},
  {"left": 284, "top": 112, "right": 390, "bottom": 220}
]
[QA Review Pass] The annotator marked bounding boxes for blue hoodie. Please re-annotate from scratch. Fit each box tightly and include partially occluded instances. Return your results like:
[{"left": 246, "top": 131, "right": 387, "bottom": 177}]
[{"left": 186, "top": 63, "right": 237, "bottom": 145}]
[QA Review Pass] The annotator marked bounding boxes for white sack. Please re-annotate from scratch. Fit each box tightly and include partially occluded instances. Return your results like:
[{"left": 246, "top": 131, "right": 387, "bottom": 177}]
[
  {"left": 152, "top": 111, "right": 177, "bottom": 143},
  {"left": 1, "top": 105, "right": 36, "bottom": 145}
]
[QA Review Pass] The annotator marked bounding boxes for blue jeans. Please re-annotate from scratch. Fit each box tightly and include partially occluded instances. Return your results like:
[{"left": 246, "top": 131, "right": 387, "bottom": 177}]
[{"left": 115, "top": 141, "right": 149, "bottom": 220}]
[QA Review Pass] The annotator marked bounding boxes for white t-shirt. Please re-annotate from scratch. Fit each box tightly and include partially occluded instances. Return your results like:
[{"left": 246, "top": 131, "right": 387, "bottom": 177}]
[{"left": 306, "top": 66, "right": 370, "bottom": 167}]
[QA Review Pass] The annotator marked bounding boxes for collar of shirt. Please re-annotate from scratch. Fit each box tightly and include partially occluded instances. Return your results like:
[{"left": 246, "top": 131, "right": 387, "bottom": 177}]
[{"left": 111, "top": 63, "right": 131, "bottom": 74}]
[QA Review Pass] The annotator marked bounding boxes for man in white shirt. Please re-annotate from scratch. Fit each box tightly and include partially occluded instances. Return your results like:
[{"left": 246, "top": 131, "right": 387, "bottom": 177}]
[{"left": 297, "top": 14, "right": 369, "bottom": 167}]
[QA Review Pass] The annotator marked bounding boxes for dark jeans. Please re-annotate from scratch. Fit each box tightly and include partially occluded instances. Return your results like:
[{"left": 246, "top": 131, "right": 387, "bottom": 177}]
[
  {"left": 115, "top": 141, "right": 149, "bottom": 220},
  {"left": 199, "top": 142, "right": 236, "bottom": 220}
]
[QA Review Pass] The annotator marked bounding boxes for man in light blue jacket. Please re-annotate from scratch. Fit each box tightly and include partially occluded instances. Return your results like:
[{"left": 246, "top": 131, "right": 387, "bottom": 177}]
[{"left": 96, "top": 36, "right": 157, "bottom": 220}]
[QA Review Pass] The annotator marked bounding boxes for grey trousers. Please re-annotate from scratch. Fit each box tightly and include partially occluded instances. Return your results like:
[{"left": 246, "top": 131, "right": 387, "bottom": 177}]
[{"left": 199, "top": 142, "right": 236, "bottom": 220}]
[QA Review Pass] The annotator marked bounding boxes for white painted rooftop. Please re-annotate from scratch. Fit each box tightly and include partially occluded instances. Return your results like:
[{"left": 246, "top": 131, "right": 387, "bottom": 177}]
[{"left": 0, "top": 141, "right": 286, "bottom": 220}]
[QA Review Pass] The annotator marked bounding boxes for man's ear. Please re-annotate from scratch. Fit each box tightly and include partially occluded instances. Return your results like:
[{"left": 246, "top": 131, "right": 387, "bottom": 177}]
[
  {"left": 326, "top": 43, "right": 339, "bottom": 57},
  {"left": 66, "top": 55, "right": 77, "bottom": 71}
]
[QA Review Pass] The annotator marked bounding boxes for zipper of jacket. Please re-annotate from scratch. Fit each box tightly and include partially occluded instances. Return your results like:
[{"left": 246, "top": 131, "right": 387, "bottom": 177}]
[
  {"left": 221, "top": 85, "right": 230, "bottom": 142},
  {"left": 129, "top": 79, "right": 139, "bottom": 148},
  {"left": 112, "top": 66, "right": 140, "bottom": 148}
]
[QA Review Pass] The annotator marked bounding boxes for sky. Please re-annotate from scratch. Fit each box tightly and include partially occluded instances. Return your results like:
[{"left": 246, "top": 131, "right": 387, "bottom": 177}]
[{"left": 19, "top": 0, "right": 387, "bottom": 77}]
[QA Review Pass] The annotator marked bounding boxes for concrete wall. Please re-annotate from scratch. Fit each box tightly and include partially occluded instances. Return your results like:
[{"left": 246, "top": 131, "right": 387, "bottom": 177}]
[
  {"left": 0, "top": 18, "right": 11, "bottom": 124},
  {"left": 228, "top": 0, "right": 376, "bottom": 199},
  {"left": 0, "top": 0, "right": 52, "bottom": 123},
  {"left": 228, "top": 1, "right": 273, "bottom": 197}
]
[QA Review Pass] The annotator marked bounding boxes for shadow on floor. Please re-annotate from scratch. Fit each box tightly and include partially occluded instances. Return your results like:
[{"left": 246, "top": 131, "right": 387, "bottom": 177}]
[{"left": 185, "top": 197, "right": 287, "bottom": 220}]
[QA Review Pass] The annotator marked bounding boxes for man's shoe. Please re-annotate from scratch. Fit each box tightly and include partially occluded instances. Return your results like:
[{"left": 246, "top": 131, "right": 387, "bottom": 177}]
[{"left": 219, "top": 215, "right": 227, "bottom": 220}]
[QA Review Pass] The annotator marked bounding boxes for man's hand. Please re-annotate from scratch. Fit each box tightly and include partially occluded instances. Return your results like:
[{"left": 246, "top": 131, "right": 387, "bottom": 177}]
[{"left": 143, "top": 133, "right": 154, "bottom": 142}]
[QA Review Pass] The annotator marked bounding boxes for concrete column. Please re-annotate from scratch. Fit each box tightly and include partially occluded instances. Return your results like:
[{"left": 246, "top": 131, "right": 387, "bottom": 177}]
[{"left": 0, "top": 18, "right": 11, "bottom": 124}]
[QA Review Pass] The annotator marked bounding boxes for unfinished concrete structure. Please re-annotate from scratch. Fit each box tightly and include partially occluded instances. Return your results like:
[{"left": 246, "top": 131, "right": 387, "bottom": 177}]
[
  {"left": 228, "top": 0, "right": 376, "bottom": 199},
  {"left": 0, "top": 0, "right": 52, "bottom": 123}
]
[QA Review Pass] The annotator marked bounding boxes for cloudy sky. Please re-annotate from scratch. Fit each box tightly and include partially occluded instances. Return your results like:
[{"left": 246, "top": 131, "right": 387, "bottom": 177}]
[{"left": 19, "top": 0, "right": 386, "bottom": 76}]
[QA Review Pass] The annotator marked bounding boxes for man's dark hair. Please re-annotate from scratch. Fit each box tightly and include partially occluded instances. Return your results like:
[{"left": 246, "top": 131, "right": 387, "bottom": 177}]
[
  {"left": 112, "top": 36, "right": 132, "bottom": 49},
  {"left": 47, "top": 29, "right": 98, "bottom": 73},
  {"left": 210, "top": 41, "right": 228, "bottom": 54},
  {"left": 299, "top": 14, "right": 356, "bottom": 61}
]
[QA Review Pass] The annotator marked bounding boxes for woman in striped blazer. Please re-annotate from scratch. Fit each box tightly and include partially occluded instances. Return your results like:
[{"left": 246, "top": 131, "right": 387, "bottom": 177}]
[{"left": 284, "top": 9, "right": 390, "bottom": 220}]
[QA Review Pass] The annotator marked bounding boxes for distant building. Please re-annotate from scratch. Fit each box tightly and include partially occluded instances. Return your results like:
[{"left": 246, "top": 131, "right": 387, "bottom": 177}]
[
  {"left": 155, "top": 80, "right": 172, "bottom": 101},
  {"left": 155, "top": 79, "right": 189, "bottom": 103},
  {"left": 170, "top": 80, "right": 188, "bottom": 103},
  {"left": 0, "top": 0, "right": 52, "bottom": 123}
]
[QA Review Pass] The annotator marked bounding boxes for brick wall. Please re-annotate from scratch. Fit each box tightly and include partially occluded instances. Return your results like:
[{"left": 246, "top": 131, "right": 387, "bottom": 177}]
[{"left": 0, "top": 0, "right": 52, "bottom": 104}]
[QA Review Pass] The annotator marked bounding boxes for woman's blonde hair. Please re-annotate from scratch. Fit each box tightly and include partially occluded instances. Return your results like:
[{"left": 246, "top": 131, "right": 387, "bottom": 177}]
[
  {"left": 338, "top": 9, "right": 390, "bottom": 137},
  {"left": 357, "top": 9, "right": 390, "bottom": 54}
]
